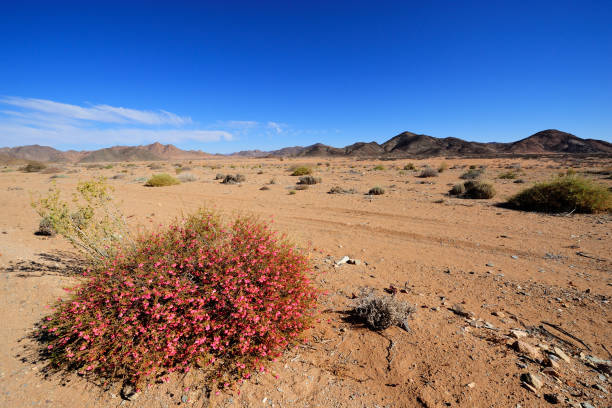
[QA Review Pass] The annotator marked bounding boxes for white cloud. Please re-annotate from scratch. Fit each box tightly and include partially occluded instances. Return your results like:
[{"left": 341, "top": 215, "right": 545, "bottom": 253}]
[
  {"left": 0, "top": 96, "right": 192, "bottom": 125},
  {"left": 267, "top": 121, "right": 285, "bottom": 134}
]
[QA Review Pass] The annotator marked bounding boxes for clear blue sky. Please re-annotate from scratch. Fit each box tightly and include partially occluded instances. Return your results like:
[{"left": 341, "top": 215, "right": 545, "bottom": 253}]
[{"left": 1, "top": 1, "right": 610, "bottom": 153}]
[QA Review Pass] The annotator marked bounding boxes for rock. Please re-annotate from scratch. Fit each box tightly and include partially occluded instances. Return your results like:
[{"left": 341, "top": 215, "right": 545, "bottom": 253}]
[
  {"left": 510, "top": 329, "right": 528, "bottom": 339},
  {"left": 580, "top": 403, "right": 595, "bottom": 408},
  {"left": 486, "top": 263, "right": 495, "bottom": 267},
  {"left": 511, "top": 255, "right": 518, "bottom": 260},
  {"left": 552, "top": 347, "right": 571, "bottom": 363},
  {"left": 181, "top": 395, "right": 189, "bottom": 403},
  {"left": 593, "top": 384, "right": 608, "bottom": 394},
  {"left": 542, "top": 367, "right": 561, "bottom": 378},
  {"left": 492, "top": 311, "right": 506, "bottom": 318},
  {"left": 544, "top": 393, "right": 560, "bottom": 404},
  {"left": 450, "top": 304, "right": 474, "bottom": 318},
  {"left": 120, "top": 384, "right": 140, "bottom": 401},
  {"left": 520, "top": 372, "right": 543, "bottom": 390},
  {"left": 543, "top": 357, "right": 560, "bottom": 369},
  {"left": 335, "top": 256, "right": 350, "bottom": 266},
  {"left": 466, "top": 382, "right": 476, "bottom": 388},
  {"left": 513, "top": 341, "right": 542, "bottom": 361},
  {"left": 347, "top": 258, "right": 362, "bottom": 265}
]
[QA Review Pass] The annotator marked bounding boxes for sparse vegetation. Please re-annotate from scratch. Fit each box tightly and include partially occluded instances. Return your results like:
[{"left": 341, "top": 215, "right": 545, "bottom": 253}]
[
  {"left": 372, "top": 165, "right": 385, "bottom": 171},
  {"left": 178, "top": 173, "right": 197, "bottom": 182},
  {"left": 449, "top": 183, "right": 466, "bottom": 196},
  {"left": 290, "top": 166, "right": 312, "bottom": 176},
  {"left": 403, "top": 163, "right": 416, "bottom": 171},
  {"left": 31, "top": 178, "right": 133, "bottom": 261},
  {"left": 222, "top": 174, "right": 246, "bottom": 184},
  {"left": 20, "top": 161, "right": 47, "bottom": 173},
  {"left": 36, "top": 216, "right": 56, "bottom": 236},
  {"left": 352, "top": 289, "right": 415, "bottom": 331},
  {"left": 506, "top": 175, "right": 611, "bottom": 213},
  {"left": 418, "top": 166, "right": 438, "bottom": 178},
  {"left": 297, "top": 175, "right": 321, "bottom": 185},
  {"left": 437, "top": 162, "right": 448, "bottom": 173},
  {"left": 460, "top": 168, "right": 484, "bottom": 180},
  {"left": 328, "top": 186, "right": 356, "bottom": 194},
  {"left": 368, "top": 186, "right": 385, "bottom": 195},
  {"left": 145, "top": 174, "right": 180, "bottom": 187},
  {"left": 450, "top": 180, "right": 495, "bottom": 199},
  {"left": 498, "top": 171, "right": 518, "bottom": 179},
  {"left": 215, "top": 173, "right": 225, "bottom": 180}
]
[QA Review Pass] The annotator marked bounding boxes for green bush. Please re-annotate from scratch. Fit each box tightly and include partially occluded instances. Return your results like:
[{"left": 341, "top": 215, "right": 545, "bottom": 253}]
[
  {"left": 498, "top": 171, "right": 518, "bottom": 179},
  {"left": 21, "top": 162, "right": 47, "bottom": 173},
  {"left": 368, "top": 186, "right": 385, "bottom": 195},
  {"left": 506, "top": 175, "right": 611, "bottom": 213},
  {"left": 145, "top": 174, "right": 180, "bottom": 187},
  {"left": 290, "top": 166, "right": 312, "bottom": 176},
  {"left": 373, "top": 165, "right": 385, "bottom": 171}
]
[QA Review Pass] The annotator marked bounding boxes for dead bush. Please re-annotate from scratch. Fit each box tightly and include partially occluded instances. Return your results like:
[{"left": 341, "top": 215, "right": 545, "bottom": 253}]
[{"left": 352, "top": 289, "right": 415, "bottom": 331}]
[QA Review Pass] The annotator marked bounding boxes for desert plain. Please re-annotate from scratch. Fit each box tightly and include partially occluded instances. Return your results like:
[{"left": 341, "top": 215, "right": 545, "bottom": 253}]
[{"left": 0, "top": 156, "right": 611, "bottom": 408}]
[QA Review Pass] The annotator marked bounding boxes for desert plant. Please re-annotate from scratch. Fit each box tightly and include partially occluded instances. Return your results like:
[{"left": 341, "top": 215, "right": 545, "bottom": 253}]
[
  {"left": 36, "top": 210, "right": 318, "bottom": 389},
  {"left": 36, "top": 216, "right": 56, "bottom": 236},
  {"left": 148, "top": 163, "right": 164, "bottom": 170},
  {"left": 21, "top": 161, "right": 47, "bottom": 173},
  {"left": 145, "top": 174, "right": 180, "bottom": 187},
  {"left": 178, "top": 173, "right": 197, "bottom": 183},
  {"left": 437, "top": 162, "right": 448, "bottom": 173},
  {"left": 418, "top": 166, "right": 438, "bottom": 178},
  {"left": 222, "top": 174, "right": 246, "bottom": 184},
  {"left": 372, "top": 165, "right": 385, "bottom": 171},
  {"left": 368, "top": 186, "right": 385, "bottom": 195},
  {"left": 462, "top": 180, "right": 496, "bottom": 199},
  {"left": 31, "top": 178, "right": 133, "bottom": 261},
  {"left": 506, "top": 175, "right": 611, "bottom": 213},
  {"left": 328, "top": 186, "right": 356, "bottom": 194},
  {"left": 215, "top": 173, "right": 225, "bottom": 180},
  {"left": 460, "top": 168, "right": 484, "bottom": 180},
  {"left": 352, "top": 289, "right": 415, "bottom": 331},
  {"left": 403, "top": 163, "right": 416, "bottom": 171},
  {"left": 290, "top": 166, "right": 312, "bottom": 176},
  {"left": 449, "top": 183, "right": 466, "bottom": 196},
  {"left": 297, "top": 175, "right": 321, "bottom": 185},
  {"left": 498, "top": 171, "right": 518, "bottom": 179},
  {"left": 289, "top": 190, "right": 296, "bottom": 195}
]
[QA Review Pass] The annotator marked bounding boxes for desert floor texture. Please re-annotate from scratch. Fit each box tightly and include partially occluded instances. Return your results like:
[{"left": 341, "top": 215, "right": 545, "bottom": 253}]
[{"left": 0, "top": 156, "right": 611, "bottom": 408}]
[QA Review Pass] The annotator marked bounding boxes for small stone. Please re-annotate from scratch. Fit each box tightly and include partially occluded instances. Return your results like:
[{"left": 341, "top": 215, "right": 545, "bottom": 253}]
[
  {"left": 492, "top": 311, "right": 505, "bottom": 318},
  {"left": 521, "top": 372, "right": 543, "bottom": 390},
  {"left": 513, "top": 341, "right": 542, "bottom": 361},
  {"left": 450, "top": 304, "right": 474, "bottom": 318},
  {"left": 552, "top": 347, "right": 571, "bottom": 363},
  {"left": 544, "top": 393, "right": 560, "bottom": 404},
  {"left": 486, "top": 263, "right": 494, "bottom": 267},
  {"left": 347, "top": 258, "right": 362, "bottom": 265},
  {"left": 593, "top": 384, "right": 608, "bottom": 394},
  {"left": 466, "top": 382, "right": 476, "bottom": 388},
  {"left": 580, "top": 403, "right": 595, "bottom": 408},
  {"left": 335, "top": 256, "right": 350, "bottom": 266},
  {"left": 543, "top": 357, "right": 560, "bottom": 369},
  {"left": 181, "top": 395, "right": 189, "bottom": 403},
  {"left": 542, "top": 367, "right": 561, "bottom": 378},
  {"left": 511, "top": 255, "right": 518, "bottom": 260},
  {"left": 510, "top": 330, "right": 528, "bottom": 339},
  {"left": 120, "top": 384, "right": 140, "bottom": 401}
]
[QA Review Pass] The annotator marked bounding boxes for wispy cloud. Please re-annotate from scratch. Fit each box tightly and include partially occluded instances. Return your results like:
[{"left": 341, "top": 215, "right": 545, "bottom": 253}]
[
  {"left": 1, "top": 96, "right": 192, "bottom": 126},
  {"left": 0, "top": 96, "right": 232, "bottom": 148}
]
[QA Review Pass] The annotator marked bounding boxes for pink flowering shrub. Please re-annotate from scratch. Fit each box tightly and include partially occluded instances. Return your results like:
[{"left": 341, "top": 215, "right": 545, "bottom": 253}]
[{"left": 37, "top": 210, "right": 318, "bottom": 388}]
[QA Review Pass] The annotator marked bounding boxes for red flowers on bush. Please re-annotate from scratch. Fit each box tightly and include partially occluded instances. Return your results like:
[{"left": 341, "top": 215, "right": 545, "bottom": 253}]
[{"left": 38, "top": 210, "right": 318, "bottom": 388}]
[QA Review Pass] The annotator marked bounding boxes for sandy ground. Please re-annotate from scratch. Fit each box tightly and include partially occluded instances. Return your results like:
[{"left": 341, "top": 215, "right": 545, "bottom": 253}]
[{"left": 0, "top": 156, "right": 611, "bottom": 408}]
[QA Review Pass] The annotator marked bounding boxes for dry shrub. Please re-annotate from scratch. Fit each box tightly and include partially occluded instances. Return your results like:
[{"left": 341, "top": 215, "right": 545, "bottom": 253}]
[
  {"left": 449, "top": 183, "right": 466, "bottom": 196},
  {"left": 352, "top": 289, "right": 415, "bottom": 331},
  {"left": 328, "top": 186, "right": 356, "bottom": 194},
  {"left": 437, "top": 162, "right": 448, "bottom": 173},
  {"left": 215, "top": 173, "right": 225, "bottom": 180},
  {"left": 31, "top": 178, "right": 133, "bottom": 261},
  {"left": 403, "top": 163, "right": 416, "bottom": 171},
  {"left": 368, "top": 186, "right": 385, "bottom": 195},
  {"left": 21, "top": 161, "right": 47, "bottom": 173},
  {"left": 148, "top": 163, "right": 164, "bottom": 170},
  {"left": 372, "top": 165, "right": 385, "bottom": 171},
  {"left": 506, "top": 175, "right": 611, "bottom": 213},
  {"left": 460, "top": 168, "right": 484, "bottom": 180},
  {"left": 418, "top": 166, "right": 438, "bottom": 178},
  {"left": 178, "top": 173, "right": 197, "bottom": 182},
  {"left": 36, "top": 210, "right": 318, "bottom": 389},
  {"left": 462, "top": 180, "right": 496, "bottom": 199},
  {"left": 145, "top": 174, "right": 180, "bottom": 187},
  {"left": 498, "top": 171, "right": 518, "bottom": 179},
  {"left": 36, "top": 216, "right": 56, "bottom": 236},
  {"left": 297, "top": 175, "right": 321, "bottom": 185},
  {"left": 290, "top": 166, "right": 312, "bottom": 176},
  {"left": 222, "top": 174, "right": 246, "bottom": 184}
]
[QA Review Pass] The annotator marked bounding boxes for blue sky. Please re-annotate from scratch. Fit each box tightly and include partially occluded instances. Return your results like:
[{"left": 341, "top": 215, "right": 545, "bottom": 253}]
[{"left": 0, "top": 1, "right": 610, "bottom": 153}]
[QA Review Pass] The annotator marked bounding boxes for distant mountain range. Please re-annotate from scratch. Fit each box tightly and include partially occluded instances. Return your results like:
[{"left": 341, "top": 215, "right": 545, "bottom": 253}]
[{"left": 1, "top": 130, "right": 610, "bottom": 163}]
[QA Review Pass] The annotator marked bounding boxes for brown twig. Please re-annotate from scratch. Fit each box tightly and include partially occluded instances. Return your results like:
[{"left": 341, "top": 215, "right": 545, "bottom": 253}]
[{"left": 541, "top": 321, "right": 591, "bottom": 351}]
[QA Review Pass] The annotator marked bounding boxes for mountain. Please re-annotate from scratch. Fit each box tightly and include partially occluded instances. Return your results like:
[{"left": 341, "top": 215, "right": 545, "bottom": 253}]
[
  {"left": 503, "top": 129, "right": 612, "bottom": 154},
  {"left": 2, "top": 130, "right": 610, "bottom": 162}
]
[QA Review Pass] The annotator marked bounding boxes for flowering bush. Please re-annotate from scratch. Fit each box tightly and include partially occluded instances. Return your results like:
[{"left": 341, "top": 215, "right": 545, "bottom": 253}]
[{"left": 37, "top": 210, "right": 318, "bottom": 389}]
